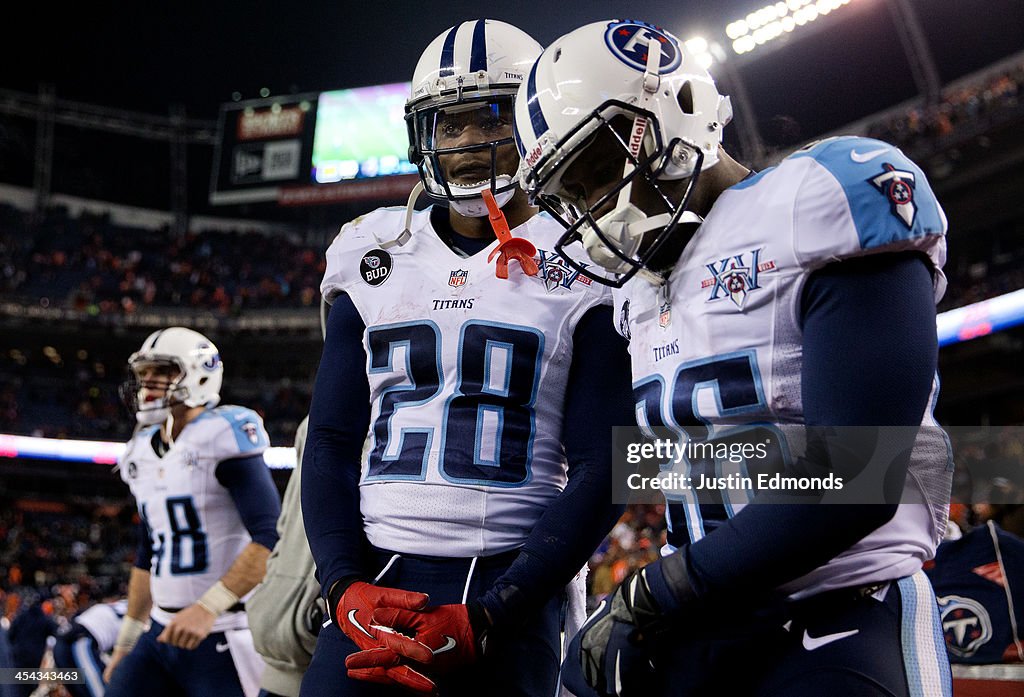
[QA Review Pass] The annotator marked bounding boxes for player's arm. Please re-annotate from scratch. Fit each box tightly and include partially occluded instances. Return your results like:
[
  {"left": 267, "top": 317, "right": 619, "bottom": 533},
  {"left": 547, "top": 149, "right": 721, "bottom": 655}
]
[
  {"left": 301, "top": 292, "right": 374, "bottom": 605},
  {"left": 366, "top": 305, "right": 634, "bottom": 673},
  {"left": 477, "top": 304, "right": 633, "bottom": 627},
  {"left": 302, "top": 295, "right": 427, "bottom": 631},
  {"left": 157, "top": 452, "right": 282, "bottom": 650},
  {"left": 104, "top": 522, "right": 154, "bottom": 682},
  {"left": 567, "top": 252, "right": 940, "bottom": 696},
  {"left": 674, "top": 251, "right": 938, "bottom": 597}
]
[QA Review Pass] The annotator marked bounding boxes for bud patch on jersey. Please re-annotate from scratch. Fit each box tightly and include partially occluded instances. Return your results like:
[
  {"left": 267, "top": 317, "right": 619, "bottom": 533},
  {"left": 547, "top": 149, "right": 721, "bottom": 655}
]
[{"left": 360, "top": 250, "right": 394, "bottom": 287}]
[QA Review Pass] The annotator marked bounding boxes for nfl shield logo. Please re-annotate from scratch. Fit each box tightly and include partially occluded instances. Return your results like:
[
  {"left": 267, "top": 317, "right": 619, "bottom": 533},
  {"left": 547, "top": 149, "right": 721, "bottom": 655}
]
[
  {"left": 449, "top": 269, "right": 468, "bottom": 287},
  {"left": 659, "top": 302, "right": 672, "bottom": 328}
]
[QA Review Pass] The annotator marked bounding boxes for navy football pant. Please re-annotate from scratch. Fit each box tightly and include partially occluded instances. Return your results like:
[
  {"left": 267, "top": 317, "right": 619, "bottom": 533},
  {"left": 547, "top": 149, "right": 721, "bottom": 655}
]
[
  {"left": 301, "top": 548, "right": 562, "bottom": 697},
  {"left": 52, "top": 628, "right": 107, "bottom": 697},
  {"left": 104, "top": 621, "right": 246, "bottom": 697},
  {"left": 567, "top": 570, "right": 952, "bottom": 697}
]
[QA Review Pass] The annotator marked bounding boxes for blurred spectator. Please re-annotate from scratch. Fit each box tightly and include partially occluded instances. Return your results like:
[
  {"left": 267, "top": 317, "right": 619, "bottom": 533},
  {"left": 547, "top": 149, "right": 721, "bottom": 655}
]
[
  {"left": 8, "top": 597, "right": 58, "bottom": 696},
  {"left": 866, "top": 63, "right": 1024, "bottom": 157},
  {"left": 585, "top": 504, "right": 665, "bottom": 611},
  {"left": 0, "top": 206, "right": 323, "bottom": 316},
  {"left": 0, "top": 617, "right": 16, "bottom": 697}
]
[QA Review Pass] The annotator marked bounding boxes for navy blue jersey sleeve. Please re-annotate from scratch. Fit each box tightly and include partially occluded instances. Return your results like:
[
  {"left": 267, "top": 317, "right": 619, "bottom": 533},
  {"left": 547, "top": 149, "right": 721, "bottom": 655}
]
[
  {"left": 478, "top": 305, "right": 632, "bottom": 625},
  {"left": 301, "top": 293, "right": 372, "bottom": 597},
  {"left": 134, "top": 519, "right": 153, "bottom": 571},
  {"left": 215, "top": 454, "right": 282, "bottom": 550},
  {"left": 684, "top": 252, "right": 938, "bottom": 597}
]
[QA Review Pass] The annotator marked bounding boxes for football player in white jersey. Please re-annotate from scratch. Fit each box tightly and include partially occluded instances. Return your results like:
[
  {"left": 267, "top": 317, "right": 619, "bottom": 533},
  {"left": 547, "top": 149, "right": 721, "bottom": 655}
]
[
  {"left": 300, "top": 19, "right": 633, "bottom": 697},
  {"left": 515, "top": 19, "right": 953, "bottom": 697},
  {"left": 52, "top": 598, "right": 127, "bottom": 697},
  {"left": 105, "top": 327, "right": 282, "bottom": 697}
]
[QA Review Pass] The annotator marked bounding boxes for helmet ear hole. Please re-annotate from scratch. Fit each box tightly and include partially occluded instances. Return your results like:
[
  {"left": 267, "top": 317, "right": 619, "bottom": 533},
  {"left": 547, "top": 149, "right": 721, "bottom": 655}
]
[{"left": 677, "top": 82, "right": 694, "bottom": 115}]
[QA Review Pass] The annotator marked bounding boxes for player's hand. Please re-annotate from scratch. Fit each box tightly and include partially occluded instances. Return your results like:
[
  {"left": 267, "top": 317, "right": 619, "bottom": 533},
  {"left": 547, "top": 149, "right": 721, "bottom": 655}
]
[
  {"left": 156, "top": 603, "right": 216, "bottom": 650},
  {"left": 369, "top": 602, "right": 484, "bottom": 674},
  {"left": 337, "top": 581, "right": 432, "bottom": 690},
  {"left": 564, "top": 556, "right": 691, "bottom": 697},
  {"left": 336, "top": 581, "right": 430, "bottom": 651},
  {"left": 345, "top": 647, "right": 437, "bottom": 696},
  {"left": 103, "top": 647, "right": 131, "bottom": 683}
]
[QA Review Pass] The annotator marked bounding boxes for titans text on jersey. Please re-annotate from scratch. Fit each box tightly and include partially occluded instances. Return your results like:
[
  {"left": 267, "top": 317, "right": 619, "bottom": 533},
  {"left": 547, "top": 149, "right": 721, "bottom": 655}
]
[{"left": 319, "top": 206, "right": 611, "bottom": 558}]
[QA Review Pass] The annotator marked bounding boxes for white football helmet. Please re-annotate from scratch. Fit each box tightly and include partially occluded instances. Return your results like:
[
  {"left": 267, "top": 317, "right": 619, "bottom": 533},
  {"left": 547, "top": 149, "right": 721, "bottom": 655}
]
[
  {"left": 406, "top": 19, "right": 542, "bottom": 217},
  {"left": 121, "top": 327, "right": 223, "bottom": 425},
  {"left": 513, "top": 20, "right": 733, "bottom": 286}
]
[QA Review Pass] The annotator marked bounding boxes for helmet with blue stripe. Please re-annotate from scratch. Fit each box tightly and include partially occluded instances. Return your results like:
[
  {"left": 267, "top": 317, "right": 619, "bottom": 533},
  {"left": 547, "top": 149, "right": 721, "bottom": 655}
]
[
  {"left": 514, "top": 20, "right": 734, "bottom": 287},
  {"left": 406, "top": 20, "right": 542, "bottom": 217}
]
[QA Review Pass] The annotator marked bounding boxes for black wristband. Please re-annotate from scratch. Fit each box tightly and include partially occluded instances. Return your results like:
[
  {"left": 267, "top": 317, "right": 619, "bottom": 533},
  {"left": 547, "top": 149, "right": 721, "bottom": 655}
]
[
  {"left": 466, "top": 600, "right": 492, "bottom": 655},
  {"left": 326, "top": 575, "right": 363, "bottom": 623},
  {"left": 659, "top": 549, "right": 698, "bottom": 606}
]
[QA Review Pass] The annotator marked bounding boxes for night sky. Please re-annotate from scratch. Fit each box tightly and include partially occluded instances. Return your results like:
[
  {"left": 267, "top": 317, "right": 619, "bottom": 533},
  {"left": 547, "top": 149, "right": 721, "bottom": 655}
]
[{"left": 7, "top": 0, "right": 1023, "bottom": 145}]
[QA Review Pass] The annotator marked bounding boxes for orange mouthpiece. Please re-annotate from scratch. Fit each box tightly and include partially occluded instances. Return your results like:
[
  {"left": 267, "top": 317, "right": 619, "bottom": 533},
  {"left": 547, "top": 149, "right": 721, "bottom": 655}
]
[{"left": 482, "top": 189, "right": 538, "bottom": 279}]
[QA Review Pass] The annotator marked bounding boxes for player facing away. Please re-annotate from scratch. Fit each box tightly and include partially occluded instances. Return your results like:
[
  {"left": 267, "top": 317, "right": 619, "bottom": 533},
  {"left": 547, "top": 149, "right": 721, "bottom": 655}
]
[
  {"left": 300, "top": 18, "right": 634, "bottom": 697},
  {"left": 52, "top": 598, "right": 127, "bottom": 697},
  {"left": 514, "top": 19, "right": 954, "bottom": 697},
  {"left": 105, "top": 327, "right": 282, "bottom": 697}
]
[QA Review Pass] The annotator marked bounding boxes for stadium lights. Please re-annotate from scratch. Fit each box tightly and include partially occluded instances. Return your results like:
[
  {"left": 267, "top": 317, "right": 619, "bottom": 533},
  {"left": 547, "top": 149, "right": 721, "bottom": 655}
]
[
  {"left": 726, "top": 0, "right": 856, "bottom": 56},
  {"left": 682, "top": 36, "right": 728, "bottom": 70}
]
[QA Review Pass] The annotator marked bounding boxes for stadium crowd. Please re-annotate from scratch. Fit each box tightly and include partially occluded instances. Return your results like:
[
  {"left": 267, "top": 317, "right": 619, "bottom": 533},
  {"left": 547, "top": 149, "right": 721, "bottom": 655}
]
[
  {"left": 866, "top": 60, "right": 1024, "bottom": 156},
  {"left": 0, "top": 205, "right": 323, "bottom": 316},
  {"left": 0, "top": 340, "right": 311, "bottom": 444}
]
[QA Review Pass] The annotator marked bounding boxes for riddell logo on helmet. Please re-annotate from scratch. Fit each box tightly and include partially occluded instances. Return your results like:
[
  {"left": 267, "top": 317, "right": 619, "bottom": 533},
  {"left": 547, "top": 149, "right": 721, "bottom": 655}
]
[
  {"left": 629, "top": 118, "right": 647, "bottom": 158},
  {"left": 525, "top": 142, "right": 546, "bottom": 168}
]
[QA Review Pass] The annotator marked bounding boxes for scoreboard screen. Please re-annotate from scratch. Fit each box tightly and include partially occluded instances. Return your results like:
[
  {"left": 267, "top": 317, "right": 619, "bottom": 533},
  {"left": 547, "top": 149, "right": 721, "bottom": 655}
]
[
  {"left": 210, "top": 83, "right": 418, "bottom": 207},
  {"left": 311, "top": 82, "right": 417, "bottom": 183}
]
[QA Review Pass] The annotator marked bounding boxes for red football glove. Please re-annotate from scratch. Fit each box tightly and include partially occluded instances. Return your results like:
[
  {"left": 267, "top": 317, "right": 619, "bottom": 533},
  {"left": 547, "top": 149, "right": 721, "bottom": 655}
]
[
  {"left": 369, "top": 603, "right": 481, "bottom": 675},
  {"left": 336, "top": 582, "right": 433, "bottom": 692},
  {"left": 345, "top": 647, "right": 437, "bottom": 696}
]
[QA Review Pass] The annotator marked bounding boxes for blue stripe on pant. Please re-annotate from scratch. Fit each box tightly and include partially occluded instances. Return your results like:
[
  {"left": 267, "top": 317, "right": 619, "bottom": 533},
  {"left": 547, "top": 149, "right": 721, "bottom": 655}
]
[
  {"left": 52, "top": 633, "right": 106, "bottom": 697},
  {"left": 301, "top": 548, "right": 561, "bottom": 697}
]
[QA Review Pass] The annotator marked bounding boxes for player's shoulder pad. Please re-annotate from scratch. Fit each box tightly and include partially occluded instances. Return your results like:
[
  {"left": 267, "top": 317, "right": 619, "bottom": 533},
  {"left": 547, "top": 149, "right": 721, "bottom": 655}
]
[
  {"left": 789, "top": 135, "right": 946, "bottom": 256},
  {"left": 199, "top": 405, "right": 269, "bottom": 459},
  {"left": 321, "top": 206, "right": 417, "bottom": 302}
]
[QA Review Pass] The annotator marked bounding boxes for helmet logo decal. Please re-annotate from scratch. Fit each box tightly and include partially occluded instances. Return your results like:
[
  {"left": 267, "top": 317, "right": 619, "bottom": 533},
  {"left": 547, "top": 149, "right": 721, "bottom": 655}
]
[
  {"left": 198, "top": 343, "right": 221, "bottom": 371},
  {"left": 604, "top": 21, "right": 681, "bottom": 74},
  {"left": 360, "top": 249, "right": 394, "bottom": 286}
]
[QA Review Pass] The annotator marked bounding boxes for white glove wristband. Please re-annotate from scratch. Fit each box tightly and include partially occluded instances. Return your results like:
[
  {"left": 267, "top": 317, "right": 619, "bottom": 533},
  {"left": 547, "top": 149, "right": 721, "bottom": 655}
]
[
  {"left": 114, "top": 616, "right": 148, "bottom": 651},
  {"left": 196, "top": 581, "right": 239, "bottom": 617}
]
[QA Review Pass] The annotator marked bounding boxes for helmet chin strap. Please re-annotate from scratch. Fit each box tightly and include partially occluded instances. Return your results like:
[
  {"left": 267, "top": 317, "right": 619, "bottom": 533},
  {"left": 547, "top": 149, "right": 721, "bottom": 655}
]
[
  {"left": 580, "top": 38, "right": 669, "bottom": 277},
  {"left": 447, "top": 175, "right": 515, "bottom": 217},
  {"left": 582, "top": 208, "right": 672, "bottom": 275},
  {"left": 136, "top": 404, "right": 169, "bottom": 426}
]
